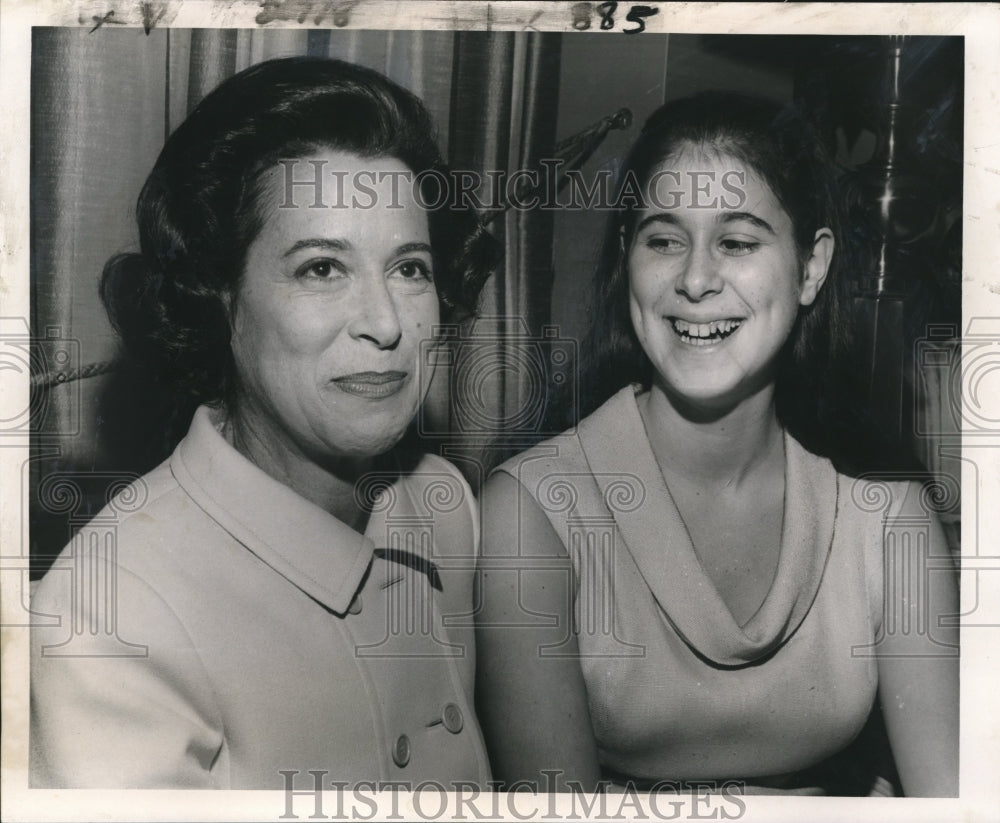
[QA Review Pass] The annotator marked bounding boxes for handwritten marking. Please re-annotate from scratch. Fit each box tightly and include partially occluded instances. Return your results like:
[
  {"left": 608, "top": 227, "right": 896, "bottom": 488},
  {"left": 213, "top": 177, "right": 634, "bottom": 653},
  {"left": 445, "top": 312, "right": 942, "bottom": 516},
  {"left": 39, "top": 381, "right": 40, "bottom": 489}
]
[
  {"left": 89, "top": 10, "right": 124, "bottom": 33},
  {"left": 140, "top": 1, "right": 168, "bottom": 34},
  {"left": 571, "top": 2, "right": 592, "bottom": 30},
  {"left": 623, "top": 4, "right": 658, "bottom": 34},
  {"left": 257, "top": 0, "right": 358, "bottom": 27},
  {"left": 521, "top": 9, "right": 545, "bottom": 32},
  {"left": 598, "top": 1, "right": 616, "bottom": 30}
]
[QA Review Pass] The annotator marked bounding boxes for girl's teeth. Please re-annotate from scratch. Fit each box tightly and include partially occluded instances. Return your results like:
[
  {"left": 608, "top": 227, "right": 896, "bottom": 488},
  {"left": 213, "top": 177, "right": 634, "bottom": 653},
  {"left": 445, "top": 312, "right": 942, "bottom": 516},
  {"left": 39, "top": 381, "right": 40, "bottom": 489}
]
[{"left": 671, "top": 318, "right": 742, "bottom": 343}]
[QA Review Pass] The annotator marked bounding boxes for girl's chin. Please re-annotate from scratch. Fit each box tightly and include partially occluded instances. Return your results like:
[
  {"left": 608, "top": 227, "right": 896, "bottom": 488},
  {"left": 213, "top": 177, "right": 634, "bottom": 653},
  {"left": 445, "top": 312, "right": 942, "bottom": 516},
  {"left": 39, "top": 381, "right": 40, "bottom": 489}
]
[{"left": 649, "top": 373, "right": 768, "bottom": 416}]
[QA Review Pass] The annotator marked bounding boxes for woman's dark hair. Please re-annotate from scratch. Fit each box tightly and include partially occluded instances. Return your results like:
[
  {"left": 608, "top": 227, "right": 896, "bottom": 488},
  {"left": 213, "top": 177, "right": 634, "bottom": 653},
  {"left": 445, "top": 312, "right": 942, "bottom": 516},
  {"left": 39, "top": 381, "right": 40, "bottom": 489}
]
[
  {"left": 577, "top": 91, "right": 858, "bottom": 460},
  {"left": 101, "top": 57, "right": 498, "bottom": 409}
]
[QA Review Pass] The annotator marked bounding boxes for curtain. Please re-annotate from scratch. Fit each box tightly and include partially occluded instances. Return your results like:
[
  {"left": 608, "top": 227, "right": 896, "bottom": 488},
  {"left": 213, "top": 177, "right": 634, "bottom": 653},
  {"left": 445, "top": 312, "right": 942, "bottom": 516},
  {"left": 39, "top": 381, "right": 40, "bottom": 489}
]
[
  {"left": 441, "top": 32, "right": 562, "bottom": 486},
  {"left": 29, "top": 26, "right": 561, "bottom": 570}
]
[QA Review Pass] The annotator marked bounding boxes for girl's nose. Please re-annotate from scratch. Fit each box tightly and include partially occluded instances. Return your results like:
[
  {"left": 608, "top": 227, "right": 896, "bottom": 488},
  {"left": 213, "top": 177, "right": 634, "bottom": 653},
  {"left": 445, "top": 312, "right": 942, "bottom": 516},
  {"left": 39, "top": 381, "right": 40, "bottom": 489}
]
[{"left": 675, "top": 246, "right": 723, "bottom": 301}]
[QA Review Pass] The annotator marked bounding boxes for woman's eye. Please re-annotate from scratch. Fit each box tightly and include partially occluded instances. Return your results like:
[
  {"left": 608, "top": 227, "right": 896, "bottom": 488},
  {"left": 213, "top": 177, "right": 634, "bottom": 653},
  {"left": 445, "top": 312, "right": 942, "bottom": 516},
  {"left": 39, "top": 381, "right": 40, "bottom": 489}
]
[
  {"left": 720, "top": 239, "right": 759, "bottom": 255},
  {"left": 294, "top": 258, "right": 344, "bottom": 280},
  {"left": 393, "top": 259, "right": 433, "bottom": 281}
]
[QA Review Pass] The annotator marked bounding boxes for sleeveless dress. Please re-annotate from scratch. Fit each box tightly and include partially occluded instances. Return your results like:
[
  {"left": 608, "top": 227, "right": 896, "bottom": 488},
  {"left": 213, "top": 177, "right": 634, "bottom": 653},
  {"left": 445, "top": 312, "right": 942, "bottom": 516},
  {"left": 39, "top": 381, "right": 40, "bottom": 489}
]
[{"left": 494, "top": 386, "right": 905, "bottom": 795}]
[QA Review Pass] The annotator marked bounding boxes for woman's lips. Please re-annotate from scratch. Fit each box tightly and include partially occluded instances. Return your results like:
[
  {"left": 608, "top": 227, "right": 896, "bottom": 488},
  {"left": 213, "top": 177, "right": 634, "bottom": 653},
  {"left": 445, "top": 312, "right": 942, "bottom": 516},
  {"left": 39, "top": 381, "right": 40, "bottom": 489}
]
[{"left": 330, "top": 371, "right": 409, "bottom": 399}]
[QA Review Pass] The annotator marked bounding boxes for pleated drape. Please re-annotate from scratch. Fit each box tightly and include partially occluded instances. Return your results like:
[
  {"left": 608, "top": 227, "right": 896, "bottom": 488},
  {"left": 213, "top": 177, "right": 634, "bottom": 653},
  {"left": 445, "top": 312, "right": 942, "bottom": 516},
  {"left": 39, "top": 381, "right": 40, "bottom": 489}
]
[
  {"left": 443, "top": 32, "right": 562, "bottom": 484},
  {"left": 31, "top": 28, "right": 169, "bottom": 446}
]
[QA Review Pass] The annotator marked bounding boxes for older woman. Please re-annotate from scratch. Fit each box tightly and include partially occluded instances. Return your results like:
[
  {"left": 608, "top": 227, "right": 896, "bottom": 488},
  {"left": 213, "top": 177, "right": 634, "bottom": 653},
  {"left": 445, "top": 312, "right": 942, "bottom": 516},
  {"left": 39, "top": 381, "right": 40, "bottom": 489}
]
[
  {"left": 477, "top": 93, "right": 958, "bottom": 796},
  {"left": 31, "top": 57, "right": 497, "bottom": 789}
]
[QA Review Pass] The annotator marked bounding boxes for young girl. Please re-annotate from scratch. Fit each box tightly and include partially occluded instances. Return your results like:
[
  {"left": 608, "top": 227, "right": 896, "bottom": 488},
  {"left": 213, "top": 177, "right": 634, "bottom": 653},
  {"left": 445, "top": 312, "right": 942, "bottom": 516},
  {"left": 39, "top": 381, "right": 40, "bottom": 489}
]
[{"left": 476, "top": 92, "right": 958, "bottom": 797}]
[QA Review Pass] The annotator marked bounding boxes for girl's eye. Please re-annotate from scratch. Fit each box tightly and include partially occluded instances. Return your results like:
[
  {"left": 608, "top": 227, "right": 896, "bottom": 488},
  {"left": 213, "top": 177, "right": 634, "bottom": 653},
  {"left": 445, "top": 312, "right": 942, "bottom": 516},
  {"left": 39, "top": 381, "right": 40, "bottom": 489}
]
[
  {"left": 645, "top": 237, "right": 685, "bottom": 254},
  {"left": 393, "top": 259, "right": 433, "bottom": 281},
  {"left": 294, "top": 258, "right": 344, "bottom": 280},
  {"left": 720, "top": 239, "right": 759, "bottom": 255}
]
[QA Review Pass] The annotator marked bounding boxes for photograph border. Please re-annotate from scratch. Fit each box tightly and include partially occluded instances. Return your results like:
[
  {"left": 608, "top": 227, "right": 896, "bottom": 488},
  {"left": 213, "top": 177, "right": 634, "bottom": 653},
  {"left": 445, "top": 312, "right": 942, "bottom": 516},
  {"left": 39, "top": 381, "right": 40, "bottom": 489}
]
[{"left": 2, "top": 2, "right": 999, "bottom": 821}]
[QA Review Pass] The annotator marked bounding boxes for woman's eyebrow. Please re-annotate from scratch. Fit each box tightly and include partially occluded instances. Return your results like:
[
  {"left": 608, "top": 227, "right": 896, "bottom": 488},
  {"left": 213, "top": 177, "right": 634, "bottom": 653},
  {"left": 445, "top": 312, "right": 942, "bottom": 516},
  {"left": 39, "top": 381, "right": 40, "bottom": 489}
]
[
  {"left": 392, "top": 241, "right": 433, "bottom": 257},
  {"left": 282, "top": 238, "right": 351, "bottom": 257},
  {"left": 281, "top": 239, "right": 433, "bottom": 258},
  {"left": 717, "top": 211, "right": 776, "bottom": 235}
]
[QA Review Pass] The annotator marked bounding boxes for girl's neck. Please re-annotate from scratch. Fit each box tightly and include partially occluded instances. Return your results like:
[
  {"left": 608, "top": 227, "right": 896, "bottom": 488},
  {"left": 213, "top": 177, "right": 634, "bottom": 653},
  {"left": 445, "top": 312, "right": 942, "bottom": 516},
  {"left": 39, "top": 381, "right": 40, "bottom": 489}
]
[{"left": 638, "top": 382, "right": 784, "bottom": 489}]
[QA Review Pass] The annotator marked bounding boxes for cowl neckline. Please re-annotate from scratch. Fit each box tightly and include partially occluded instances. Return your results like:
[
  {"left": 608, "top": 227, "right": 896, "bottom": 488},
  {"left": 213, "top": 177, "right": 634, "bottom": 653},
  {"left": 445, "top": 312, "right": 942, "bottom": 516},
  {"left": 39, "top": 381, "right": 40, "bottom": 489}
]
[{"left": 577, "top": 386, "right": 838, "bottom": 666}]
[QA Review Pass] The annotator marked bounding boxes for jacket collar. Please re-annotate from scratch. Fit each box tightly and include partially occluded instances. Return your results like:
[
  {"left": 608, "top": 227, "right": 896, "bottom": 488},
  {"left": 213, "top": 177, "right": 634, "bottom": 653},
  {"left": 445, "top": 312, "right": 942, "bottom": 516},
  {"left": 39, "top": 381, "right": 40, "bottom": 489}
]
[
  {"left": 170, "top": 405, "right": 377, "bottom": 615},
  {"left": 578, "top": 386, "right": 837, "bottom": 666}
]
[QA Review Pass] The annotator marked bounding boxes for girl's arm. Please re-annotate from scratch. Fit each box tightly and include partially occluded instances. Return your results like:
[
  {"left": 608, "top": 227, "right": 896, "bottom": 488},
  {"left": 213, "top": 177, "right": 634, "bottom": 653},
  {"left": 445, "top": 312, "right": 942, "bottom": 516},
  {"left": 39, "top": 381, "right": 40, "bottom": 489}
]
[{"left": 475, "top": 471, "right": 603, "bottom": 792}]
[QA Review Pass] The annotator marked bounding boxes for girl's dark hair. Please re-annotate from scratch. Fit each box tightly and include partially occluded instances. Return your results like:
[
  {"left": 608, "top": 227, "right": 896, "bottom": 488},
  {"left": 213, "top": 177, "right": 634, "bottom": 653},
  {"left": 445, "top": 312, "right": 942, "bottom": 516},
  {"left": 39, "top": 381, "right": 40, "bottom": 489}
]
[
  {"left": 578, "top": 91, "right": 856, "bottom": 460},
  {"left": 101, "top": 57, "right": 498, "bottom": 408}
]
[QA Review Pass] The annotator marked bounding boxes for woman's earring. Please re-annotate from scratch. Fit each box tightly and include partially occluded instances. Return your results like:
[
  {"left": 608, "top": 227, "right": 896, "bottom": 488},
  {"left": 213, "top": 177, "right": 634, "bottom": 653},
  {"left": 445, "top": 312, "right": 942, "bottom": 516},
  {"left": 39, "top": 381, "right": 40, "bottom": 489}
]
[{"left": 618, "top": 225, "right": 627, "bottom": 254}]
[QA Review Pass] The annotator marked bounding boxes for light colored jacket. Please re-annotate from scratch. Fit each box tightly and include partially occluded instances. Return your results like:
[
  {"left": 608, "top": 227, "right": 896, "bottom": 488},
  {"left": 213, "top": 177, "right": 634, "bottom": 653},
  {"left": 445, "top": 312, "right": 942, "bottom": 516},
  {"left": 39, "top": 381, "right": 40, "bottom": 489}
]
[{"left": 31, "top": 406, "right": 490, "bottom": 789}]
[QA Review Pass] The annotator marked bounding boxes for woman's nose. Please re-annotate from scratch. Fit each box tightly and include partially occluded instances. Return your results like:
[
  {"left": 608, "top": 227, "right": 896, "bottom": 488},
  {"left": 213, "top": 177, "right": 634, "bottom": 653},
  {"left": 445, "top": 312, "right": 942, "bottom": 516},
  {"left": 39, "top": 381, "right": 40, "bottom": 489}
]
[
  {"left": 675, "top": 247, "right": 723, "bottom": 301},
  {"left": 349, "top": 276, "right": 403, "bottom": 349}
]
